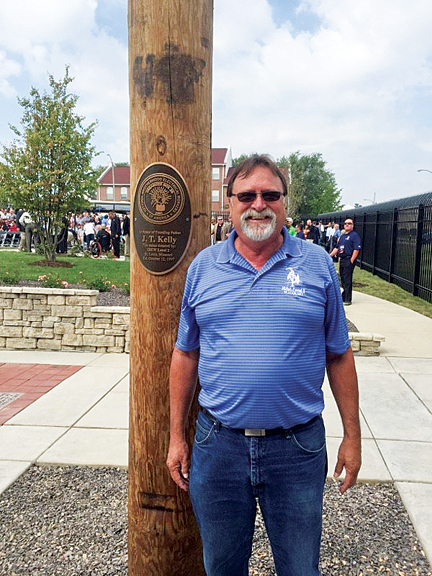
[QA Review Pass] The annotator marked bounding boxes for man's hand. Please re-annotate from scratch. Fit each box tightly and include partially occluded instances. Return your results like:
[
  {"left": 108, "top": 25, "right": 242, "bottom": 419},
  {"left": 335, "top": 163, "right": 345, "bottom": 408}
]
[
  {"left": 334, "top": 436, "right": 361, "bottom": 494},
  {"left": 166, "top": 437, "right": 190, "bottom": 492}
]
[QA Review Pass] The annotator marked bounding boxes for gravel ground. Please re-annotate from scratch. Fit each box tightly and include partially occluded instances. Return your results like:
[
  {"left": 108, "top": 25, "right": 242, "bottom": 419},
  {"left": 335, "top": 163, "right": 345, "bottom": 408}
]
[{"left": 0, "top": 466, "right": 430, "bottom": 576}]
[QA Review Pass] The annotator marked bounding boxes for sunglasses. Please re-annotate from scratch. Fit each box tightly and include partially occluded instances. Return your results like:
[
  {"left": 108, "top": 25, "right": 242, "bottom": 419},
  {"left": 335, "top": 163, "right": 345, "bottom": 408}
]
[
  {"left": 344, "top": 222, "right": 353, "bottom": 225},
  {"left": 230, "top": 191, "right": 284, "bottom": 203}
]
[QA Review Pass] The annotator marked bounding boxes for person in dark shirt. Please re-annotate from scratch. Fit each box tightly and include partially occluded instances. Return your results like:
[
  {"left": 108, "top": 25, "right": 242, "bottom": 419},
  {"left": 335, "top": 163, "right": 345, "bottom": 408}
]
[
  {"left": 330, "top": 219, "right": 362, "bottom": 305},
  {"left": 122, "top": 213, "right": 130, "bottom": 256},
  {"left": 306, "top": 219, "right": 320, "bottom": 244},
  {"left": 109, "top": 211, "right": 121, "bottom": 258},
  {"left": 96, "top": 225, "right": 111, "bottom": 252}
]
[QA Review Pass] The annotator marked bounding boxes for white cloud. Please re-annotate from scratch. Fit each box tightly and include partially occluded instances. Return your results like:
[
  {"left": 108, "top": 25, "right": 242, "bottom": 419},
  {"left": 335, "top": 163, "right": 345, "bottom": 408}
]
[
  {"left": 212, "top": 0, "right": 432, "bottom": 204},
  {"left": 0, "top": 0, "right": 128, "bottom": 162}
]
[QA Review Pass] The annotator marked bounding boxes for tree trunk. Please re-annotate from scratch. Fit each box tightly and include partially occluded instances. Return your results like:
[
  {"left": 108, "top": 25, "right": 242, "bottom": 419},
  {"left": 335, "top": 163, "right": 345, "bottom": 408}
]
[{"left": 128, "top": 1, "right": 212, "bottom": 574}]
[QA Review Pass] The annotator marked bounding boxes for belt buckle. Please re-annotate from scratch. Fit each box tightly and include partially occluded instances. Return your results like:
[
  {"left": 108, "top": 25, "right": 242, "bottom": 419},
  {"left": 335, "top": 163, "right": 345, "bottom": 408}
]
[{"left": 244, "top": 428, "right": 266, "bottom": 437}]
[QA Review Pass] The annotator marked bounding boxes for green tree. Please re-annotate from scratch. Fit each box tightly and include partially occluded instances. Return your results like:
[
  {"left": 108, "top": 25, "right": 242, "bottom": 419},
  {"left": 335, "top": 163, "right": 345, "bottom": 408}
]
[
  {"left": 284, "top": 152, "right": 342, "bottom": 219},
  {"left": 0, "top": 68, "right": 98, "bottom": 262}
]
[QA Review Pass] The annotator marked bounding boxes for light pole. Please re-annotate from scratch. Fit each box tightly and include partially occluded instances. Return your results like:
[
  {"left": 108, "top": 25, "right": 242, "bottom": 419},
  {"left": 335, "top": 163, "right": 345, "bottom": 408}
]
[
  {"left": 417, "top": 169, "right": 432, "bottom": 175},
  {"left": 106, "top": 153, "right": 115, "bottom": 204},
  {"left": 363, "top": 193, "right": 377, "bottom": 204}
]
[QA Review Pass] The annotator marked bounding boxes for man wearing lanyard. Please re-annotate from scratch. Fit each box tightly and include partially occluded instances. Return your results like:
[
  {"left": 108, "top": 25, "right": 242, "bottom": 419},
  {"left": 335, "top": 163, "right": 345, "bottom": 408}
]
[
  {"left": 167, "top": 155, "right": 361, "bottom": 575},
  {"left": 330, "top": 219, "right": 362, "bottom": 306}
]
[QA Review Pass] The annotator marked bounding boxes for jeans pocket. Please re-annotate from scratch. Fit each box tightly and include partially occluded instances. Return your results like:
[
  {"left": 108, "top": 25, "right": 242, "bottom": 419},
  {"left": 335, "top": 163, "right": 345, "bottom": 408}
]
[
  {"left": 195, "top": 416, "right": 215, "bottom": 446},
  {"left": 291, "top": 416, "right": 326, "bottom": 454}
]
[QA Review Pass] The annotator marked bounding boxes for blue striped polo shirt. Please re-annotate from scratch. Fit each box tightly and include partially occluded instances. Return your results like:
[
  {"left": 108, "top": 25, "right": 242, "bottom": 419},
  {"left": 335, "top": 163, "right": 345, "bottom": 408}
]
[{"left": 175, "top": 227, "right": 350, "bottom": 429}]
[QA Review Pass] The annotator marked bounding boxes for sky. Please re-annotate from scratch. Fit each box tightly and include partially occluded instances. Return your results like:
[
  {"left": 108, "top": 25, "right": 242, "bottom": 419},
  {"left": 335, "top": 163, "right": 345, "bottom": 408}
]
[{"left": 0, "top": 0, "right": 431, "bottom": 208}]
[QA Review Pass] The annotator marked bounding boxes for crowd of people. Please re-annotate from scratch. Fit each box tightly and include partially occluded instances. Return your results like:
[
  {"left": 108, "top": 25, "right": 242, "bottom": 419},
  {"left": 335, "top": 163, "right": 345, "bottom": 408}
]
[
  {"left": 0, "top": 207, "right": 131, "bottom": 258},
  {"left": 210, "top": 213, "right": 362, "bottom": 305}
]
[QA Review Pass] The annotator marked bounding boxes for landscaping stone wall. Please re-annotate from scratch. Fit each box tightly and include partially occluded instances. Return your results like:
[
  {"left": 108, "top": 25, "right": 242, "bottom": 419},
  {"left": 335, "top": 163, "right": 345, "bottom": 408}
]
[
  {"left": 0, "top": 287, "right": 129, "bottom": 353},
  {"left": 0, "top": 287, "right": 384, "bottom": 355}
]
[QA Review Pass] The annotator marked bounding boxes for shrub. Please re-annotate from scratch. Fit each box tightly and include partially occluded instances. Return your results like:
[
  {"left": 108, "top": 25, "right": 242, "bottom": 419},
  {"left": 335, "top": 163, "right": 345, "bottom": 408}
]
[
  {"left": 83, "top": 276, "right": 113, "bottom": 292},
  {"left": 38, "top": 273, "right": 69, "bottom": 288}
]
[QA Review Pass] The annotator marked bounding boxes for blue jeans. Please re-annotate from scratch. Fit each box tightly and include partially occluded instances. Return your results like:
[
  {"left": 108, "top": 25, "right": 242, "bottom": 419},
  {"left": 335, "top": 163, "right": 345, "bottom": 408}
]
[{"left": 189, "top": 411, "right": 327, "bottom": 576}]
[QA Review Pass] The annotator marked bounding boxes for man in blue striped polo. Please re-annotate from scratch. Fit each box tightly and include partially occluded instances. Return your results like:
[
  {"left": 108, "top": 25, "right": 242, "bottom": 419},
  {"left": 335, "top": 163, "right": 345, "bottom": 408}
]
[{"left": 167, "top": 154, "right": 361, "bottom": 576}]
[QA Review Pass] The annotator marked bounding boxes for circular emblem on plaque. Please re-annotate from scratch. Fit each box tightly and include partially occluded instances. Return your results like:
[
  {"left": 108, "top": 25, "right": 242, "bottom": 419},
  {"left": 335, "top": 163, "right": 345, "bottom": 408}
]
[{"left": 137, "top": 172, "right": 185, "bottom": 225}]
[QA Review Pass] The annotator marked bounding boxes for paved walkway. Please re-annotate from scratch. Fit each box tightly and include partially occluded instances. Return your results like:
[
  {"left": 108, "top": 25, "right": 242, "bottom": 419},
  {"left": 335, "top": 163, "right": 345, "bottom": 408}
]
[{"left": 0, "top": 290, "right": 431, "bottom": 562}]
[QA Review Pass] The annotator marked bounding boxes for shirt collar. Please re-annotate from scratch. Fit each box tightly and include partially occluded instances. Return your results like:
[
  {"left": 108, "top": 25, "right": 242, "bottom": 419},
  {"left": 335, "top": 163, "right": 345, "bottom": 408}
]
[{"left": 216, "top": 226, "right": 302, "bottom": 264}]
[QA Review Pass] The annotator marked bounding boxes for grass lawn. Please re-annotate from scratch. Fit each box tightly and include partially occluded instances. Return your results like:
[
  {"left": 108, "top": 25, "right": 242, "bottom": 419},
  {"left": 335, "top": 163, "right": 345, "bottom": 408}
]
[
  {"left": 351, "top": 264, "right": 432, "bottom": 320},
  {"left": 0, "top": 250, "right": 130, "bottom": 289}
]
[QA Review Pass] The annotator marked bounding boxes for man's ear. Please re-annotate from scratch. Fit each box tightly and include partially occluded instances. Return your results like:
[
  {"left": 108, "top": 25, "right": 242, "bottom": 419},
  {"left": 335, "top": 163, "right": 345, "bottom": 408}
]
[{"left": 228, "top": 198, "right": 233, "bottom": 218}]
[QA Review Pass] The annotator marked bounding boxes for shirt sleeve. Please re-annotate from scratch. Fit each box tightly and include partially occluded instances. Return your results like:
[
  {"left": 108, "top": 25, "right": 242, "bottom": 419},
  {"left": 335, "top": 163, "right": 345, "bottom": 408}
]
[
  {"left": 175, "top": 264, "right": 200, "bottom": 352},
  {"left": 324, "top": 257, "right": 351, "bottom": 354},
  {"left": 353, "top": 232, "right": 362, "bottom": 251}
]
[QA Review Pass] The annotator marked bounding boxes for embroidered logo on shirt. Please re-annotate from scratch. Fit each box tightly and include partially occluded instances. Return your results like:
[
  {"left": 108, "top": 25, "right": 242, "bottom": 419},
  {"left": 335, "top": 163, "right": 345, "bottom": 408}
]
[{"left": 282, "top": 268, "right": 306, "bottom": 296}]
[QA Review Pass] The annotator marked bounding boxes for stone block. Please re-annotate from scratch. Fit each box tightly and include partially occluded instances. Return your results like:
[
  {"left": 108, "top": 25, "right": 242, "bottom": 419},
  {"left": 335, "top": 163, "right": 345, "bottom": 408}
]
[
  {"left": 84, "top": 311, "right": 111, "bottom": 318},
  {"left": 23, "top": 327, "right": 54, "bottom": 339},
  {"left": 84, "top": 318, "right": 94, "bottom": 328},
  {"left": 1, "top": 326, "right": 23, "bottom": 337},
  {"left": 357, "top": 347, "right": 380, "bottom": 356},
  {"left": 42, "top": 321, "right": 54, "bottom": 328},
  {"left": 107, "top": 347, "right": 124, "bottom": 353},
  {"left": 54, "top": 323, "right": 75, "bottom": 335},
  {"left": 83, "top": 335, "right": 115, "bottom": 347},
  {"left": 3, "top": 320, "right": 31, "bottom": 327},
  {"left": 51, "top": 305, "right": 83, "bottom": 317},
  {"left": 0, "top": 310, "right": 3, "bottom": 321},
  {"left": 37, "top": 339, "right": 61, "bottom": 350},
  {"left": 61, "top": 346, "right": 77, "bottom": 351},
  {"left": 66, "top": 296, "right": 97, "bottom": 306},
  {"left": 82, "top": 328, "right": 104, "bottom": 335},
  {"left": 115, "top": 336, "right": 125, "bottom": 347},
  {"left": 47, "top": 295, "right": 66, "bottom": 305},
  {"left": 105, "top": 329, "right": 127, "bottom": 336},
  {"left": 94, "top": 320, "right": 112, "bottom": 329},
  {"left": 125, "top": 331, "right": 130, "bottom": 342},
  {"left": 12, "top": 299, "right": 33, "bottom": 310},
  {"left": 0, "top": 337, "right": 5, "bottom": 347},
  {"left": 0, "top": 298, "right": 13, "bottom": 309},
  {"left": 113, "top": 314, "right": 130, "bottom": 326},
  {"left": 75, "top": 318, "right": 84, "bottom": 329},
  {"left": 352, "top": 332, "right": 373, "bottom": 341},
  {"left": 30, "top": 322, "right": 43, "bottom": 328},
  {"left": 23, "top": 311, "right": 44, "bottom": 321},
  {"left": 96, "top": 347, "right": 107, "bottom": 353},
  {"left": 372, "top": 334, "right": 385, "bottom": 342},
  {"left": 62, "top": 334, "right": 83, "bottom": 346},
  {"left": 125, "top": 342, "right": 130, "bottom": 353},
  {"left": 4, "top": 309, "right": 22, "bottom": 321},
  {"left": 6, "top": 338, "right": 37, "bottom": 349},
  {"left": 33, "top": 304, "right": 50, "bottom": 312},
  {"left": 82, "top": 346, "right": 97, "bottom": 352},
  {"left": 351, "top": 340, "right": 361, "bottom": 352}
]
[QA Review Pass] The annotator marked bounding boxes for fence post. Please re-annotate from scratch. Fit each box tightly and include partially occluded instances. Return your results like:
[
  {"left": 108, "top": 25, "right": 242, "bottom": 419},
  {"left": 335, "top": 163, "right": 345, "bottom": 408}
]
[
  {"left": 413, "top": 204, "right": 424, "bottom": 296},
  {"left": 372, "top": 211, "right": 379, "bottom": 275},
  {"left": 389, "top": 208, "right": 398, "bottom": 284}
]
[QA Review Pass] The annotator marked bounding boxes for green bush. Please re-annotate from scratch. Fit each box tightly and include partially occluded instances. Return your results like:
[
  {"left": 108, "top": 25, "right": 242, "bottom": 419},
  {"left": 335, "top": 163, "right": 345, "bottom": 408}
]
[
  {"left": 83, "top": 276, "right": 113, "bottom": 292},
  {"left": 38, "top": 273, "right": 70, "bottom": 288}
]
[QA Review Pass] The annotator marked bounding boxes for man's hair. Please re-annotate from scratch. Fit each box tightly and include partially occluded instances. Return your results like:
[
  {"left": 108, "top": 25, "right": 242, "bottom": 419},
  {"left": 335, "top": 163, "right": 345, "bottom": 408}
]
[{"left": 227, "top": 154, "right": 288, "bottom": 197}]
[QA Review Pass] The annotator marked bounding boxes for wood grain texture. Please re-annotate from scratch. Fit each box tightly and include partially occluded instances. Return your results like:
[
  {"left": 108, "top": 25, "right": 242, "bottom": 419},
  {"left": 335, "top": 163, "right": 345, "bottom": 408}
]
[{"left": 128, "top": 0, "right": 211, "bottom": 573}]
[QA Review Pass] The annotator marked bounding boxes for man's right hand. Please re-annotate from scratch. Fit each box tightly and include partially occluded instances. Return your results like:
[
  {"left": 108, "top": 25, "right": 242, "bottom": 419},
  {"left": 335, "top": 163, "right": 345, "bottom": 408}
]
[{"left": 166, "top": 438, "right": 190, "bottom": 492}]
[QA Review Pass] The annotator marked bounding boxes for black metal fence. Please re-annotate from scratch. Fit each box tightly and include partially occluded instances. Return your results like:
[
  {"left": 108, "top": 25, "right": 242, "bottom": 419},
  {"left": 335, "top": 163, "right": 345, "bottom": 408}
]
[{"left": 317, "top": 192, "right": 432, "bottom": 303}]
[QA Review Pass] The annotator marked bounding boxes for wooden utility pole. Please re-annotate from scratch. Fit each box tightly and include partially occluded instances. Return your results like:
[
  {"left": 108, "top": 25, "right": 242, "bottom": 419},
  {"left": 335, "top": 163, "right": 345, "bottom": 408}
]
[{"left": 128, "top": 0, "right": 211, "bottom": 574}]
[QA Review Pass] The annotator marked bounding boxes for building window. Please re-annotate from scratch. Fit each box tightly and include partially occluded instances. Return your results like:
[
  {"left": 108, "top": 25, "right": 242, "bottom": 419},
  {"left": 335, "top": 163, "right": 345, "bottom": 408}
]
[
  {"left": 121, "top": 186, "right": 128, "bottom": 199},
  {"left": 212, "top": 167, "right": 220, "bottom": 180},
  {"left": 212, "top": 189, "right": 219, "bottom": 202},
  {"left": 106, "top": 186, "right": 114, "bottom": 199}
]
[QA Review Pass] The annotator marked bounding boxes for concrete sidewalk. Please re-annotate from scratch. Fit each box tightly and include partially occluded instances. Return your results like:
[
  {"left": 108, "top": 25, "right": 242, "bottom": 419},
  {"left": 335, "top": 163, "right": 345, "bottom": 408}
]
[{"left": 0, "top": 290, "right": 431, "bottom": 562}]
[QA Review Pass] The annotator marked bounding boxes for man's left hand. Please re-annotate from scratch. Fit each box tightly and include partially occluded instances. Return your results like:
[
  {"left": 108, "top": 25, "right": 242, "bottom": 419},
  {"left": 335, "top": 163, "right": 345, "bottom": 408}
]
[{"left": 333, "top": 436, "right": 361, "bottom": 494}]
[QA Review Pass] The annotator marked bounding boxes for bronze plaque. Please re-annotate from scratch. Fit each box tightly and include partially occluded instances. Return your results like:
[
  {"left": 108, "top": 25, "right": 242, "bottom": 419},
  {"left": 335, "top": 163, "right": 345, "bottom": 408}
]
[{"left": 133, "top": 163, "right": 192, "bottom": 274}]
